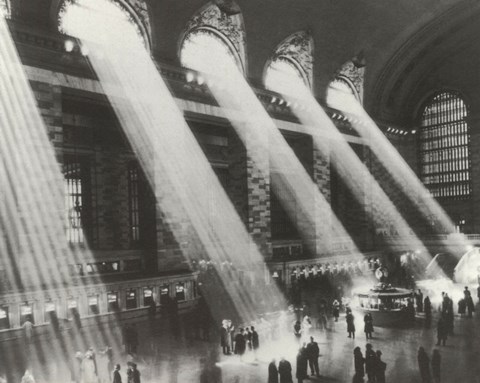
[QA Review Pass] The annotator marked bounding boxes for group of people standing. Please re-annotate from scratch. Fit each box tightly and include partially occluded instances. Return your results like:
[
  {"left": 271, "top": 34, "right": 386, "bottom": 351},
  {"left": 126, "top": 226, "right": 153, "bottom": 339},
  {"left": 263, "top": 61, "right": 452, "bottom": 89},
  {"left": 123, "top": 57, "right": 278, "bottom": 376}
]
[
  {"left": 344, "top": 308, "right": 374, "bottom": 340},
  {"left": 220, "top": 319, "right": 259, "bottom": 361},
  {"left": 418, "top": 347, "right": 441, "bottom": 383},
  {"left": 70, "top": 346, "right": 141, "bottom": 383},
  {"left": 267, "top": 337, "right": 319, "bottom": 383},
  {"left": 353, "top": 343, "right": 386, "bottom": 383}
]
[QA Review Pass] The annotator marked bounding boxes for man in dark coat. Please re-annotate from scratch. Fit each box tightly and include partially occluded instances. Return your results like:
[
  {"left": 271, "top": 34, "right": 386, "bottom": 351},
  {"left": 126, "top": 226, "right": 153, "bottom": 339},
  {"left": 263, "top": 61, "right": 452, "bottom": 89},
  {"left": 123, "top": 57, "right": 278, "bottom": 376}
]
[
  {"left": 365, "top": 343, "right": 376, "bottom": 383},
  {"left": 416, "top": 289, "right": 424, "bottom": 312},
  {"left": 417, "top": 347, "right": 431, "bottom": 383},
  {"left": 431, "top": 349, "right": 441, "bottom": 383},
  {"left": 251, "top": 326, "right": 259, "bottom": 360},
  {"left": 268, "top": 359, "right": 279, "bottom": 383},
  {"left": 374, "top": 350, "right": 386, "bottom": 383},
  {"left": 424, "top": 296, "right": 432, "bottom": 328},
  {"left": 353, "top": 347, "right": 365, "bottom": 378},
  {"left": 295, "top": 346, "right": 308, "bottom": 383},
  {"left": 278, "top": 357, "right": 293, "bottom": 383},
  {"left": 364, "top": 313, "right": 374, "bottom": 340},
  {"left": 220, "top": 323, "right": 229, "bottom": 355},
  {"left": 234, "top": 328, "right": 246, "bottom": 361},
  {"left": 306, "top": 337, "right": 320, "bottom": 377},
  {"left": 346, "top": 312, "right": 355, "bottom": 339},
  {"left": 113, "top": 364, "right": 122, "bottom": 383},
  {"left": 436, "top": 317, "right": 447, "bottom": 346}
]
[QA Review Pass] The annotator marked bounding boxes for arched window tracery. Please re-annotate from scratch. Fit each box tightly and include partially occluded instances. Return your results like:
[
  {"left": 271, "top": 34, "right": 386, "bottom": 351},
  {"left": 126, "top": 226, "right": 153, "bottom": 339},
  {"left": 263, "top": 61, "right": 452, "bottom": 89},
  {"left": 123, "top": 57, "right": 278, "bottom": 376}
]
[
  {"left": 180, "top": 2, "right": 246, "bottom": 75},
  {"left": 418, "top": 91, "right": 471, "bottom": 199},
  {"left": 58, "top": 0, "right": 150, "bottom": 50},
  {"left": 264, "top": 31, "right": 314, "bottom": 96}
]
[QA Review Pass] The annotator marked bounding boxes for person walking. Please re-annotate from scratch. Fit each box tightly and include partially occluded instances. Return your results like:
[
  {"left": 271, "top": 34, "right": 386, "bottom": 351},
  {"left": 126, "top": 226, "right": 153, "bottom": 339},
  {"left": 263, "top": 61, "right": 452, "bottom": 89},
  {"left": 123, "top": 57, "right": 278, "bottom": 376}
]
[
  {"left": 293, "top": 321, "right": 302, "bottom": 344},
  {"left": 436, "top": 317, "right": 447, "bottom": 346},
  {"left": 113, "top": 364, "right": 122, "bottom": 383},
  {"left": 306, "top": 336, "right": 320, "bottom": 377},
  {"left": 251, "top": 326, "right": 259, "bottom": 360},
  {"left": 416, "top": 289, "right": 424, "bottom": 312},
  {"left": 364, "top": 312, "right": 374, "bottom": 340},
  {"left": 365, "top": 343, "right": 376, "bottom": 383},
  {"left": 220, "top": 320, "right": 229, "bottom": 355},
  {"left": 295, "top": 346, "right": 308, "bottom": 383},
  {"left": 424, "top": 296, "right": 432, "bottom": 328},
  {"left": 278, "top": 357, "right": 293, "bottom": 383},
  {"left": 346, "top": 311, "right": 356, "bottom": 339},
  {"left": 332, "top": 300, "right": 340, "bottom": 322},
  {"left": 353, "top": 346, "right": 365, "bottom": 378},
  {"left": 268, "top": 359, "right": 279, "bottom": 383},
  {"left": 234, "top": 328, "right": 246, "bottom": 361},
  {"left": 131, "top": 364, "right": 140, "bottom": 383},
  {"left": 418, "top": 347, "right": 431, "bottom": 383},
  {"left": 374, "top": 350, "right": 386, "bottom": 383},
  {"left": 431, "top": 349, "right": 441, "bottom": 383}
]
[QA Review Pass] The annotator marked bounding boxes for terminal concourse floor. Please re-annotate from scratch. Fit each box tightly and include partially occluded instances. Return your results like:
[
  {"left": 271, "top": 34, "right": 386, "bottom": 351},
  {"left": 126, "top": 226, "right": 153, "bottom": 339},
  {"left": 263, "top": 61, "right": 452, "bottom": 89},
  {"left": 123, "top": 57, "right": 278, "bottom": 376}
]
[{"left": 1, "top": 309, "right": 480, "bottom": 382}]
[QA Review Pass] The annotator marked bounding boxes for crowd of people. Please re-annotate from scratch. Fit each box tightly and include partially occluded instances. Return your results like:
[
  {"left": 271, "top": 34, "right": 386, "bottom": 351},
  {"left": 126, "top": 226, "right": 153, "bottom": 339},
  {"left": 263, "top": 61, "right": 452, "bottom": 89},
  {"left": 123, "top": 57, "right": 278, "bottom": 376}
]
[{"left": 219, "top": 319, "right": 259, "bottom": 361}]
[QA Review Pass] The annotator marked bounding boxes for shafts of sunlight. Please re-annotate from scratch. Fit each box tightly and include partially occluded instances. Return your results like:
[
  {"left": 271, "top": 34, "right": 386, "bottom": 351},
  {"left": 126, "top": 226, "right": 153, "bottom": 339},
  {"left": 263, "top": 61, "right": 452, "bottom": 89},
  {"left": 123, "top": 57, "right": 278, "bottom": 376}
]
[{"left": 63, "top": 1, "right": 287, "bottom": 325}]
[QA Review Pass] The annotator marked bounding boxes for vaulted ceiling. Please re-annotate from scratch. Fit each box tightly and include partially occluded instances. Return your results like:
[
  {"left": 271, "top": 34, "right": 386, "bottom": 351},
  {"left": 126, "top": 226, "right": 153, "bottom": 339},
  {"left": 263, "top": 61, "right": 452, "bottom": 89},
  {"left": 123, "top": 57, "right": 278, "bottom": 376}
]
[{"left": 10, "top": 0, "right": 480, "bottom": 126}]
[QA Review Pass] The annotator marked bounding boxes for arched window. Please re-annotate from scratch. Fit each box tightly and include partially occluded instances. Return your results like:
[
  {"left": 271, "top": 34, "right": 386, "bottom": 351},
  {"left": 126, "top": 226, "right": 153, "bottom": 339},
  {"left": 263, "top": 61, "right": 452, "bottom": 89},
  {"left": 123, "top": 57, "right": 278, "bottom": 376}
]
[
  {"left": 326, "top": 76, "right": 361, "bottom": 113},
  {"left": 264, "top": 56, "right": 309, "bottom": 96},
  {"left": 180, "top": 27, "right": 243, "bottom": 77},
  {"left": 419, "top": 91, "right": 471, "bottom": 199},
  {"left": 0, "top": 0, "right": 10, "bottom": 18},
  {"left": 58, "top": 0, "right": 148, "bottom": 50},
  {"left": 180, "top": 2, "right": 246, "bottom": 77},
  {"left": 264, "top": 31, "right": 314, "bottom": 96}
]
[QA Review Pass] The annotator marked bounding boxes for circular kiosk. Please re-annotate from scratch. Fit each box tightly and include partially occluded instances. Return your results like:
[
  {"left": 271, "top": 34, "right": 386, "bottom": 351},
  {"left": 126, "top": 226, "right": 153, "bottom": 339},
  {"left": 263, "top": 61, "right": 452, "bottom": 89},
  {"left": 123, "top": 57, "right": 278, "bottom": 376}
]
[{"left": 353, "top": 268, "right": 414, "bottom": 326}]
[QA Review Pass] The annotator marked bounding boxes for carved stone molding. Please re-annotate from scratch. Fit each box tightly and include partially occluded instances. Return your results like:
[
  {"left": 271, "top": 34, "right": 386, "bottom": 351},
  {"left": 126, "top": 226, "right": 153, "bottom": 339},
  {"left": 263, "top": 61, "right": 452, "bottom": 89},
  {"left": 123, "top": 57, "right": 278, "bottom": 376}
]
[
  {"left": 335, "top": 60, "right": 365, "bottom": 103},
  {"left": 57, "top": 0, "right": 151, "bottom": 49},
  {"left": 272, "top": 30, "right": 314, "bottom": 89},
  {"left": 183, "top": 2, "right": 246, "bottom": 73}
]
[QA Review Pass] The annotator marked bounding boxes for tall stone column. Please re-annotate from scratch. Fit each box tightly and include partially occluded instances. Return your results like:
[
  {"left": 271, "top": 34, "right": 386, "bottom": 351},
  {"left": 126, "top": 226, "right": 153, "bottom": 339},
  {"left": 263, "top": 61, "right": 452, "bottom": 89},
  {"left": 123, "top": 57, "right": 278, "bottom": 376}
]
[
  {"left": 312, "top": 140, "right": 332, "bottom": 256},
  {"left": 228, "top": 129, "right": 272, "bottom": 261}
]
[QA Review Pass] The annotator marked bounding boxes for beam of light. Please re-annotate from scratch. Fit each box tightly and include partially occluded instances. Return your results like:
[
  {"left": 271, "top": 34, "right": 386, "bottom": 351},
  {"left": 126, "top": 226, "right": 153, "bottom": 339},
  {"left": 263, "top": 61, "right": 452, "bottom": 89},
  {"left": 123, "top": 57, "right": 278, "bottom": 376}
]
[
  {"left": 0, "top": 14, "right": 125, "bottom": 380},
  {"left": 453, "top": 246, "right": 480, "bottom": 284},
  {"left": 179, "top": 34, "right": 363, "bottom": 260},
  {"left": 62, "top": 0, "right": 287, "bottom": 327},
  {"left": 331, "top": 90, "right": 472, "bottom": 257},
  {"left": 264, "top": 66, "right": 444, "bottom": 277}
]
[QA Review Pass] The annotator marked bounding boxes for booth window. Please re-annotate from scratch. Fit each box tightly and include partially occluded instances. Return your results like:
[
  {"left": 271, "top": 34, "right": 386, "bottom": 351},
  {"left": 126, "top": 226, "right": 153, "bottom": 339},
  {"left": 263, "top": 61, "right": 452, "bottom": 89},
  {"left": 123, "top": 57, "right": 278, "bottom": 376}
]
[
  {"left": 107, "top": 292, "right": 119, "bottom": 312},
  {"left": 143, "top": 287, "right": 154, "bottom": 306},
  {"left": 88, "top": 295, "right": 99, "bottom": 315},
  {"left": 20, "top": 303, "right": 34, "bottom": 325},
  {"left": 160, "top": 284, "right": 170, "bottom": 305},
  {"left": 176, "top": 282, "right": 186, "bottom": 301},
  {"left": 67, "top": 298, "right": 79, "bottom": 319},
  {"left": 0, "top": 306, "right": 9, "bottom": 329},
  {"left": 126, "top": 289, "right": 137, "bottom": 310}
]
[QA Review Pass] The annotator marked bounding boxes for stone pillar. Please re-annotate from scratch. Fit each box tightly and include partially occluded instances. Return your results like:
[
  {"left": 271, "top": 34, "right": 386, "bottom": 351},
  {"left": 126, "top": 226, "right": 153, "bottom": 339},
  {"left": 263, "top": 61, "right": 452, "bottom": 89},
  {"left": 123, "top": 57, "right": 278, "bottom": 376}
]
[
  {"left": 228, "top": 130, "right": 272, "bottom": 260},
  {"left": 312, "top": 140, "right": 332, "bottom": 255}
]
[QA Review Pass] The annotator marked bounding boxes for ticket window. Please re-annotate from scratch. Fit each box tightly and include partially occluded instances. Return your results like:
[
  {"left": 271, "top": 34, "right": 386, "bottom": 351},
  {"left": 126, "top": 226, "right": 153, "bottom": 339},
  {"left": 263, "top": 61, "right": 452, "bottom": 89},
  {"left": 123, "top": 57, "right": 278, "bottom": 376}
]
[
  {"left": 88, "top": 296, "right": 99, "bottom": 315},
  {"left": 160, "top": 284, "right": 170, "bottom": 305},
  {"left": 125, "top": 290, "right": 137, "bottom": 310},
  {"left": 20, "top": 304, "right": 34, "bottom": 325},
  {"left": 107, "top": 292, "right": 119, "bottom": 312},
  {"left": 44, "top": 301, "right": 57, "bottom": 323},
  {"left": 143, "top": 287, "right": 154, "bottom": 306},
  {"left": 176, "top": 283, "right": 186, "bottom": 302},
  {"left": 67, "top": 299, "right": 79, "bottom": 319},
  {"left": 0, "top": 306, "right": 9, "bottom": 329}
]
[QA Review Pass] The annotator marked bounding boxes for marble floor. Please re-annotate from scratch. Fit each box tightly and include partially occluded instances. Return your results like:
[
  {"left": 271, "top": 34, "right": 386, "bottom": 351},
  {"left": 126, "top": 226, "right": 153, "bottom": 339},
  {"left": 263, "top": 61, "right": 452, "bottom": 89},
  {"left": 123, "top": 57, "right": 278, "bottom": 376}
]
[{"left": 1, "top": 306, "right": 480, "bottom": 383}]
